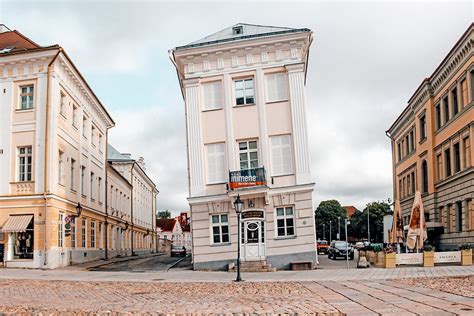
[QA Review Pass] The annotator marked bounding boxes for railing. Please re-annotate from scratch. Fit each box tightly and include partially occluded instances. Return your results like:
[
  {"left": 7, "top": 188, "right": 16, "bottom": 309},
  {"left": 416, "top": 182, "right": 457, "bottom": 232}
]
[{"left": 229, "top": 167, "right": 266, "bottom": 190}]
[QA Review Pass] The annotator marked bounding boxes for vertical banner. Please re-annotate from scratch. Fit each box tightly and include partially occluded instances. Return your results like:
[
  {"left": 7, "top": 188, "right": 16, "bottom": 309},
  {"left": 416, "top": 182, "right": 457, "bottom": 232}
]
[{"left": 406, "top": 191, "right": 427, "bottom": 250}]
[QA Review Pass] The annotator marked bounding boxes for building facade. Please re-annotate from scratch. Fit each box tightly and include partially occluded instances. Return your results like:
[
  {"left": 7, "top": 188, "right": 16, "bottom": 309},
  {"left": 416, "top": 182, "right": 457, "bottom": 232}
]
[
  {"left": 156, "top": 212, "right": 191, "bottom": 251},
  {"left": 171, "top": 23, "right": 316, "bottom": 270},
  {"left": 0, "top": 25, "right": 157, "bottom": 268},
  {"left": 387, "top": 24, "right": 474, "bottom": 250}
]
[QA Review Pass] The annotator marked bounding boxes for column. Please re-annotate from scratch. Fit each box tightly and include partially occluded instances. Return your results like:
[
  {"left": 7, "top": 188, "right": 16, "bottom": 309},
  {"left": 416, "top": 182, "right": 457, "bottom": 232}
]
[
  {"left": 286, "top": 63, "right": 312, "bottom": 184},
  {"left": 184, "top": 78, "right": 206, "bottom": 197}
]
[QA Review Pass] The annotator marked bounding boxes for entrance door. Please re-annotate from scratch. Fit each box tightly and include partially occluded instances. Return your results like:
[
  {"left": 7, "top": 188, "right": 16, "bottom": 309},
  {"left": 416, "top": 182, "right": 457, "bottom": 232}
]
[{"left": 242, "top": 221, "right": 265, "bottom": 260}]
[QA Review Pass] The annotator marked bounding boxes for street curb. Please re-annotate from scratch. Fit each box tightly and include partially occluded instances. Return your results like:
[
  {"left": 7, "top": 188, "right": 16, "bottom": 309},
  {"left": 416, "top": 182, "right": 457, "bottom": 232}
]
[
  {"left": 166, "top": 255, "right": 190, "bottom": 272},
  {"left": 79, "top": 253, "right": 164, "bottom": 271}
]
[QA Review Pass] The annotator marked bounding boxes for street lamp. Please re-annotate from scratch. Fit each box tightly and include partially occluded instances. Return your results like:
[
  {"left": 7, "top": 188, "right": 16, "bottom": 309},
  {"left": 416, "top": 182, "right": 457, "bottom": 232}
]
[
  {"left": 233, "top": 194, "right": 244, "bottom": 282},
  {"left": 337, "top": 216, "right": 341, "bottom": 240},
  {"left": 322, "top": 223, "right": 326, "bottom": 240},
  {"left": 75, "top": 203, "right": 83, "bottom": 217},
  {"left": 329, "top": 220, "right": 332, "bottom": 242}
]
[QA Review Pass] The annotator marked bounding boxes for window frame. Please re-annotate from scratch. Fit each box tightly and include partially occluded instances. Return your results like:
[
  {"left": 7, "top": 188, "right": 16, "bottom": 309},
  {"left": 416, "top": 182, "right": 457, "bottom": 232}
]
[
  {"left": 238, "top": 139, "right": 259, "bottom": 171},
  {"left": 270, "top": 134, "right": 293, "bottom": 176},
  {"left": 18, "top": 84, "right": 34, "bottom": 110},
  {"left": 58, "top": 213, "right": 64, "bottom": 248},
  {"left": 205, "top": 142, "right": 227, "bottom": 184},
  {"left": 265, "top": 72, "right": 289, "bottom": 103},
  {"left": 17, "top": 146, "right": 32, "bottom": 182},
  {"left": 210, "top": 214, "right": 230, "bottom": 245},
  {"left": 81, "top": 218, "right": 87, "bottom": 248},
  {"left": 234, "top": 78, "right": 255, "bottom": 106},
  {"left": 275, "top": 206, "right": 296, "bottom": 238},
  {"left": 202, "top": 81, "right": 224, "bottom": 111}
]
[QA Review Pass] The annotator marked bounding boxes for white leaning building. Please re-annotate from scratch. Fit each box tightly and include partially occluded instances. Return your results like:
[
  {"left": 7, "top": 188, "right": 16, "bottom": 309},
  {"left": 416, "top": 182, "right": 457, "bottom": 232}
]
[{"left": 170, "top": 23, "right": 316, "bottom": 270}]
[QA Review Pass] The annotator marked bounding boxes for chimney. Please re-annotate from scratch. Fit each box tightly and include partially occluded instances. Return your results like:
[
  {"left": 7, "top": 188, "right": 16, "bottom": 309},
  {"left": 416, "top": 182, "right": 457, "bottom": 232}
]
[
  {"left": 137, "top": 157, "right": 145, "bottom": 170},
  {"left": 0, "top": 24, "right": 11, "bottom": 33}
]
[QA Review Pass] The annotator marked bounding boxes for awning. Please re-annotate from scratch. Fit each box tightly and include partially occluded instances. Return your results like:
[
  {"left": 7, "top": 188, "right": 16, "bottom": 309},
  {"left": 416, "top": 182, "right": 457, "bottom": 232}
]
[{"left": 2, "top": 215, "right": 33, "bottom": 233}]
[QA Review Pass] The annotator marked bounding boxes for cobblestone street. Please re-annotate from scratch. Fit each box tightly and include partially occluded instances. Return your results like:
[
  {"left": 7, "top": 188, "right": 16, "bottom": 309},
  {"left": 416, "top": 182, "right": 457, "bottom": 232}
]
[{"left": 0, "top": 276, "right": 473, "bottom": 315}]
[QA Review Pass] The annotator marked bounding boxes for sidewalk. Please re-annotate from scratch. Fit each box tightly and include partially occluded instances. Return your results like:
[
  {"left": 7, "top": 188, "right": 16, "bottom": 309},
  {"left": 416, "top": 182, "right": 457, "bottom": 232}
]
[
  {"left": 55, "top": 252, "right": 163, "bottom": 271},
  {"left": 0, "top": 264, "right": 472, "bottom": 283}
]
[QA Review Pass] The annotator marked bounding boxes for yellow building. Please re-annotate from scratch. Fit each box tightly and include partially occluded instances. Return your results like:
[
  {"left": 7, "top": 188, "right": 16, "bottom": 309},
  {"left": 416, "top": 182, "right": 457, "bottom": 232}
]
[
  {"left": 387, "top": 24, "right": 474, "bottom": 250},
  {"left": 0, "top": 25, "right": 157, "bottom": 268}
]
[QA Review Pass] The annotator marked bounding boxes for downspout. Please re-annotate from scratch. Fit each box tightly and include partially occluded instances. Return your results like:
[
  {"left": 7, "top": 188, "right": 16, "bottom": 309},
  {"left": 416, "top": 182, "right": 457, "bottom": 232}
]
[
  {"left": 385, "top": 131, "right": 396, "bottom": 204},
  {"left": 43, "top": 48, "right": 62, "bottom": 267},
  {"left": 104, "top": 128, "right": 110, "bottom": 260},
  {"left": 130, "top": 161, "right": 137, "bottom": 256}
]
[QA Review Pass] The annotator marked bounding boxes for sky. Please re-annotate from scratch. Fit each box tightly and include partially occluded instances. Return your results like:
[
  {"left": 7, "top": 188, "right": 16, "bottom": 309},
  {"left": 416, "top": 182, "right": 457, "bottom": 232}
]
[{"left": 1, "top": 0, "right": 473, "bottom": 213}]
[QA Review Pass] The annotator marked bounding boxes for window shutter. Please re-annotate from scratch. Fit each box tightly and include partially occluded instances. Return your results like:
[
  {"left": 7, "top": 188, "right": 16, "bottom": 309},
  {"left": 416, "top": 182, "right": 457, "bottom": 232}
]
[
  {"left": 203, "top": 82, "right": 223, "bottom": 110},
  {"left": 266, "top": 74, "right": 276, "bottom": 102},
  {"left": 266, "top": 73, "right": 288, "bottom": 102},
  {"left": 271, "top": 135, "right": 292, "bottom": 176},
  {"left": 207, "top": 143, "right": 225, "bottom": 183}
]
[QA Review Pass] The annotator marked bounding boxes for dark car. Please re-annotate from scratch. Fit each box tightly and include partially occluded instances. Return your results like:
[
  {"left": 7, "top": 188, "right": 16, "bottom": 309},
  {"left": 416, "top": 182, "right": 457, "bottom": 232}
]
[
  {"left": 328, "top": 241, "right": 354, "bottom": 260},
  {"left": 170, "top": 245, "right": 187, "bottom": 257}
]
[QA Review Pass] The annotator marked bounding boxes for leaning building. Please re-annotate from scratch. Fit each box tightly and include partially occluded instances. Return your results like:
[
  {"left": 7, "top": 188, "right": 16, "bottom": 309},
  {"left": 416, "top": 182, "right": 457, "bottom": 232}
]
[{"left": 170, "top": 23, "right": 316, "bottom": 270}]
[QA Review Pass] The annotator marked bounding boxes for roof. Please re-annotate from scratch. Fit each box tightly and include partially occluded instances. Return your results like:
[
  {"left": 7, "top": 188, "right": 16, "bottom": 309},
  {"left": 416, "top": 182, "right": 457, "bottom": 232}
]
[
  {"left": 107, "top": 144, "right": 134, "bottom": 162},
  {"left": 156, "top": 218, "right": 176, "bottom": 232},
  {"left": 0, "top": 26, "right": 41, "bottom": 53},
  {"left": 174, "top": 23, "right": 311, "bottom": 51},
  {"left": 343, "top": 206, "right": 359, "bottom": 217}
]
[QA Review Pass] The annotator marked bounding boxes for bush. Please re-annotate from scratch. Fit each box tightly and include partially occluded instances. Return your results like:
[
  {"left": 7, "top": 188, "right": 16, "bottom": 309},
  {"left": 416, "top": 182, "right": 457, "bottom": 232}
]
[
  {"left": 423, "top": 244, "right": 434, "bottom": 252},
  {"left": 372, "top": 244, "right": 383, "bottom": 253},
  {"left": 460, "top": 244, "right": 472, "bottom": 250}
]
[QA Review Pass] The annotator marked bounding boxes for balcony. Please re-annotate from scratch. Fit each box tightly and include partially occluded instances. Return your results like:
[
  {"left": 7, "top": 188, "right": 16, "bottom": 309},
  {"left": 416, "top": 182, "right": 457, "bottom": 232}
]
[{"left": 229, "top": 167, "right": 267, "bottom": 190}]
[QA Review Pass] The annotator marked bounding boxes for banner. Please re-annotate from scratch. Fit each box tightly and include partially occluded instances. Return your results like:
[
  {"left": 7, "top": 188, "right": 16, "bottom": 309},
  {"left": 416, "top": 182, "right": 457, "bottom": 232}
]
[{"left": 406, "top": 191, "right": 427, "bottom": 250}]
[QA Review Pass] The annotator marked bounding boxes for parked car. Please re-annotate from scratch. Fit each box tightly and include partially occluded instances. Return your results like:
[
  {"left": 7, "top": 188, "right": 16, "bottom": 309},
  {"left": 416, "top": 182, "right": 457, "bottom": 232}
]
[
  {"left": 316, "top": 240, "right": 329, "bottom": 254},
  {"left": 328, "top": 241, "right": 354, "bottom": 260},
  {"left": 171, "top": 245, "right": 187, "bottom": 257}
]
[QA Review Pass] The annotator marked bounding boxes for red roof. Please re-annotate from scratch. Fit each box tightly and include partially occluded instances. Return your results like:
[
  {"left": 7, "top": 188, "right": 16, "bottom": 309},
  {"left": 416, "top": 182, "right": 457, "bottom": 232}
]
[
  {"left": 0, "top": 30, "right": 41, "bottom": 52},
  {"left": 156, "top": 219, "right": 176, "bottom": 232},
  {"left": 343, "top": 206, "right": 358, "bottom": 217}
]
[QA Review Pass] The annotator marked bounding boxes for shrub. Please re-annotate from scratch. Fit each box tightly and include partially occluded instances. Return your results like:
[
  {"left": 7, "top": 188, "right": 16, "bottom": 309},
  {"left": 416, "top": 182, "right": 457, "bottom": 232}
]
[
  {"left": 423, "top": 244, "right": 434, "bottom": 252},
  {"left": 460, "top": 244, "right": 472, "bottom": 250}
]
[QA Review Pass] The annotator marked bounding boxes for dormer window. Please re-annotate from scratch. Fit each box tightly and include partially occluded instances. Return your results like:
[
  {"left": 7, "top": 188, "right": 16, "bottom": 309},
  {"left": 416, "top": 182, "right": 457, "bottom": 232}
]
[{"left": 232, "top": 26, "right": 243, "bottom": 35}]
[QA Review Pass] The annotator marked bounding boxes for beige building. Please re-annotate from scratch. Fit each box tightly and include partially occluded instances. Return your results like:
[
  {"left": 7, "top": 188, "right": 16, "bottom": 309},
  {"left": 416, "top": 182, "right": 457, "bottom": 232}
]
[
  {"left": 156, "top": 212, "right": 191, "bottom": 251},
  {"left": 171, "top": 23, "right": 316, "bottom": 270},
  {"left": 387, "top": 24, "right": 474, "bottom": 250},
  {"left": 0, "top": 25, "right": 157, "bottom": 268}
]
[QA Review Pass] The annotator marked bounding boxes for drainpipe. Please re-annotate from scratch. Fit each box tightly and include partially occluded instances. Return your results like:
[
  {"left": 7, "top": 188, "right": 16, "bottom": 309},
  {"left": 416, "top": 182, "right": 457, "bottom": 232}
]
[
  {"left": 385, "top": 131, "right": 396, "bottom": 205},
  {"left": 104, "top": 128, "right": 111, "bottom": 260},
  {"left": 42, "top": 49, "right": 62, "bottom": 267},
  {"left": 130, "top": 161, "right": 137, "bottom": 256}
]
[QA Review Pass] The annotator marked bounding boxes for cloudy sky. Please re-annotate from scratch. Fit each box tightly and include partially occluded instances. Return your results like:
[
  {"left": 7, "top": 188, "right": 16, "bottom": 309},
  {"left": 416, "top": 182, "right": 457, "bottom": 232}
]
[{"left": 1, "top": 0, "right": 472, "bottom": 212}]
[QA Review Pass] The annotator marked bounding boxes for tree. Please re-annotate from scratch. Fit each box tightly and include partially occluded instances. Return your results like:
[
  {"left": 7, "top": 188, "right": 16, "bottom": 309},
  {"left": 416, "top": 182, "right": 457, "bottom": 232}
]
[
  {"left": 348, "top": 201, "right": 391, "bottom": 243},
  {"left": 157, "top": 210, "right": 171, "bottom": 219},
  {"left": 314, "top": 200, "right": 346, "bottom": 241}
]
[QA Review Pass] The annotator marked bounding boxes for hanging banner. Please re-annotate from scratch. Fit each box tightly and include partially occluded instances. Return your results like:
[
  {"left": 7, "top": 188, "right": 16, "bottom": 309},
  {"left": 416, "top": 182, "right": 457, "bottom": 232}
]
[{"left": 407, "top": 191, "right": 427, "bottom": 250}]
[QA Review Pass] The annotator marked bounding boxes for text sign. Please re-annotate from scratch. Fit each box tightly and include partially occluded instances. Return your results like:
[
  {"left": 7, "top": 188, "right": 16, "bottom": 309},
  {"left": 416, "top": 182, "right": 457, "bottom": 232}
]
[
  {"left": 241, "top": 210, "right": 264, "bottom": 219},
  {"left": 396, "top": 253, "right": 423, "bottom": 265},
  {"left": 434, "top": 251, "right": 461, "bottom": 263},
  {"left": 229, "top": 167, "right": 266, "bottom": 190}
]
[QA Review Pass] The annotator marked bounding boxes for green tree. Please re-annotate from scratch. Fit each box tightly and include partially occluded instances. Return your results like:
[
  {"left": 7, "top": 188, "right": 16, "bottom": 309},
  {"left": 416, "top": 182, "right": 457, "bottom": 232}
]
[
  {"left": 314, "top": 200, "right": 346, "bottom": 241},
  {"left": 157, "top": 210, "right": 172, "bottom": 219},
  {"left": 348, "top": 201, "right": 391, "bottom": 243}
]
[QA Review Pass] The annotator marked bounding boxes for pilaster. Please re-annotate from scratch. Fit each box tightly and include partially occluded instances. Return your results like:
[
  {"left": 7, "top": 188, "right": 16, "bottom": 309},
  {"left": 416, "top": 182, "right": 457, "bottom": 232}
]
[
  {"left": 286, "top": 63, "right": 311, "bottom": 184},
  {"left": 223, "top": 74, "right": 236, "bottom": 172},
  {"left": 255, "top": 68, "right": 269, "bottom": 178}
]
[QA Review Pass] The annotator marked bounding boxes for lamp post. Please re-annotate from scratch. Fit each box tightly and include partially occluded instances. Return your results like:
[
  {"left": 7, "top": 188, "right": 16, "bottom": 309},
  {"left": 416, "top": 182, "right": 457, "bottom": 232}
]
[
  {"left": 367, "top": 206, "right": 370, "bottom": 243},
  {"left": 329, "top": 220, "right": 332, "bottom": 242},
  {"left": 75, "top": 203, "right": 83, "bottom": 217},
  {"left": 337, "top": 216, "right": 341, "bottom": 240},
  {"left": 345, "top": 218, "right": 349, "bottom": 269},
  {"left": 233, "top": 194, "right": 244, "bottom": 282},
  {"left": 322, "top": 223, "right": 326, "bottom": 240}
]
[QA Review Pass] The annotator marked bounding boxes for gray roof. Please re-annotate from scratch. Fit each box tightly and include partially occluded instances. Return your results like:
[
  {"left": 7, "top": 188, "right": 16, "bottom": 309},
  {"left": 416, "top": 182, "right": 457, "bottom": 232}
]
[
  {"left": 174, "top": 23, "right": 310, "bottom": 51},
  {"left": 107, "top": 144, "right": 134, "bottom": 162}
]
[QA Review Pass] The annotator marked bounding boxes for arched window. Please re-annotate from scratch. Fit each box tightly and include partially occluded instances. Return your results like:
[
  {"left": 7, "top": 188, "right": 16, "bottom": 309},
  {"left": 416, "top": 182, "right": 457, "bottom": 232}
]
[{"left": 422, "top": 160, "right": 428, "bottom": 193}]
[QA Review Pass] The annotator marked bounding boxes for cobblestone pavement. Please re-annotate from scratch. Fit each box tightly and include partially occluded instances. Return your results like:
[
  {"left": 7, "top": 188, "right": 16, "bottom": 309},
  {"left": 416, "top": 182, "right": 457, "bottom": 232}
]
[
  {"left": 395, "top": 275, "right": 474, "bottom": 298},
  {"left": 0, "top": 277, "right": 473, "bottom": 315}
]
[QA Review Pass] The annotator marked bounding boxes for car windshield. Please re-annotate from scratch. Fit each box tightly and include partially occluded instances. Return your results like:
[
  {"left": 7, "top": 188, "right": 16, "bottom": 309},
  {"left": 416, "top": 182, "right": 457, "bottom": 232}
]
[
  {"left": 319, "top": 241, "right": 328, "bottom": 245},
  {"left": 335, "top": 242, "right": 348, "bottom": 247},
  {"left": 172, "top": 246, "right": 183, "bottom": 249}
]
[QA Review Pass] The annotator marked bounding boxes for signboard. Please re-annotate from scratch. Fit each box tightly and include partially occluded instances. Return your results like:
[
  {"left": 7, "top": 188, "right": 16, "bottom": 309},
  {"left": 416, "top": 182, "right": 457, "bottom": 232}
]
[
  {"left": 241, "top": 210, "right": 264, "bottom": 219},
  {"left": 229, "top": 167, "right": 266, "bottom": 190},
  {"left": 396, "top": 253, "right": 423, "bottom": 265},
  {"left": 434, "top": 251, "right": 461, "bottom": 264},
  {"left": 65, "top": 215, "right": 74, "bottom": 224}
]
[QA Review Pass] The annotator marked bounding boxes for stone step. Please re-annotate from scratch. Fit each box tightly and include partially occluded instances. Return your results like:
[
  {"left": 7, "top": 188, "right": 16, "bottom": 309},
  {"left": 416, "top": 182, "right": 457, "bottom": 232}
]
[{"left": 228, "top": 260, "right": 276, "bottom": 272}]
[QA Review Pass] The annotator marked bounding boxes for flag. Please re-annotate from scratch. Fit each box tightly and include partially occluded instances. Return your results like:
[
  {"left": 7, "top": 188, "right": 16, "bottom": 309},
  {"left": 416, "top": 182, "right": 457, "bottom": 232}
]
[{"left": 406, "top": 191, "right": 427, "bottom": 250}]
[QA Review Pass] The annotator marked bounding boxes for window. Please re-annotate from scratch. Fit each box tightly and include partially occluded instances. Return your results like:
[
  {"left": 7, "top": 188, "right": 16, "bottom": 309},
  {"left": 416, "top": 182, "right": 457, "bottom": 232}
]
[
  {"left": 447, "top": 204, "right": 453, "bottom": 232},
  {"left": 211, "top": 214, "right": 229, "bottom": 244},
  {"left": 206, "top": 143, "right": 226, "bottom": 184},
  {"left": 405, "top": 135, "right": 409, "bottom": 154},
  {"left": 419, "top": 114, "right": 426, "bottom": 141},
  {"left": 202, "top": 81, "right": 223, "bottom": 110},
  {"left": 98, "top": 177, "right": 102, "bottom": 204},
  {"left": 266, "top": 72, "right": 288, "bottom": 102},
  {"left": 19, "top": 85, "right": 34, "bottom": 110},
  {"left": 437, "top": 207, "right": 444, "bottom": 223},
  {"left": 410, "top": 171, "right": 415, "bottom": 194},
  {"left": 232, "top": 25, "right": 243, "bottom": 35},
  {"left": 409, "top": 131, "right": 414, "bottom": 152},
  {"left": 445, "top": 148, "right": 451, "bottom": 177},
  {"left": 71, "top": 218, "right": 76, "bottom": 248},
  {"left": 235, "top": 78, "right": 254, "bottom": 105},
  {"left": 271, "top": 135, "right": 293, "bottom": 176},
  {"left": 58, "top": 213, "right": 64, "bottom": 247},
  {"left": 60, "top": 92, "right": 66, "bottom": 117},
  {"left": 463, "top": 136, "right": 471, "bottom": 169},
  {"left": 456, "top": 201, "right": 463, "bottom": 232},
  {"left": 276, "top": 206, "right": 295, "bottom": 237},
  {"left": 82, "top": 116, "right": 87, "bottom": 137},
  {"left": 81, "top": 166, "right": 86, "bottom": 195},
  {"left": 18, "top": 146, "right": 32, "bottom": 182},
  {"left": 461, "top": 79, "right": 468, "bottom": 107},
  {"left": 99, "top": 223, "right": 103, "bottom": 249},
  {"left": 91, "top": 125, "right": 96, "bottom": 146},
  {"left": 468, "top": 199, "right": 474, "bottom": 231},
  {"left": 451, "top": 87, "right": 459, "bottom": 116},
  {"left": 436, "top": 154, "right": 443, "bottom": 181},
  {"left": 453, "top": 143, "right": 460, "bottom": 173},
  {"left": 91, "top": 221, "right": 96, "bottom": 248},
  {"left": 435, "top": 104, "right": 441, "bottom": 130},
  {"left": 81, "top": 218, "right": 87, "bottom": 248},
  {"left": 397, "top": 143, "right": 401, "bottom": 161},
  {"left": 72, "top": 105, "right": 78, "bottom": 128},
  {"left": 443, "top": 96, "right": 449, "bottom": 124},
  {"left": 90, "top": 172, "right": 94, "bottom": 200},
  {"left": 58, "top": 151, "right": 64, "bottom": 185},
  {"left": 98, "top": 133, "right": 103, "bottom": 151},
  {"left": 421, "top": 160, "right": 428, "bottom": 193},
  {"left": 70, "top": 158, "right": 76, "bottom": 190},
  {"left": 239, "top": 140, "right": 258, "bottom": 170},
  {"left": 398, "top": 179, "right": 402, "bottom": 199}
]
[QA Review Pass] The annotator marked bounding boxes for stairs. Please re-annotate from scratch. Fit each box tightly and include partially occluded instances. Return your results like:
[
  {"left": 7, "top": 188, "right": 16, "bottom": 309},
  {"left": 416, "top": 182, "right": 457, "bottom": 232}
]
[{"left": 228, "top": 260, "right": 276, "bottom": 272}]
